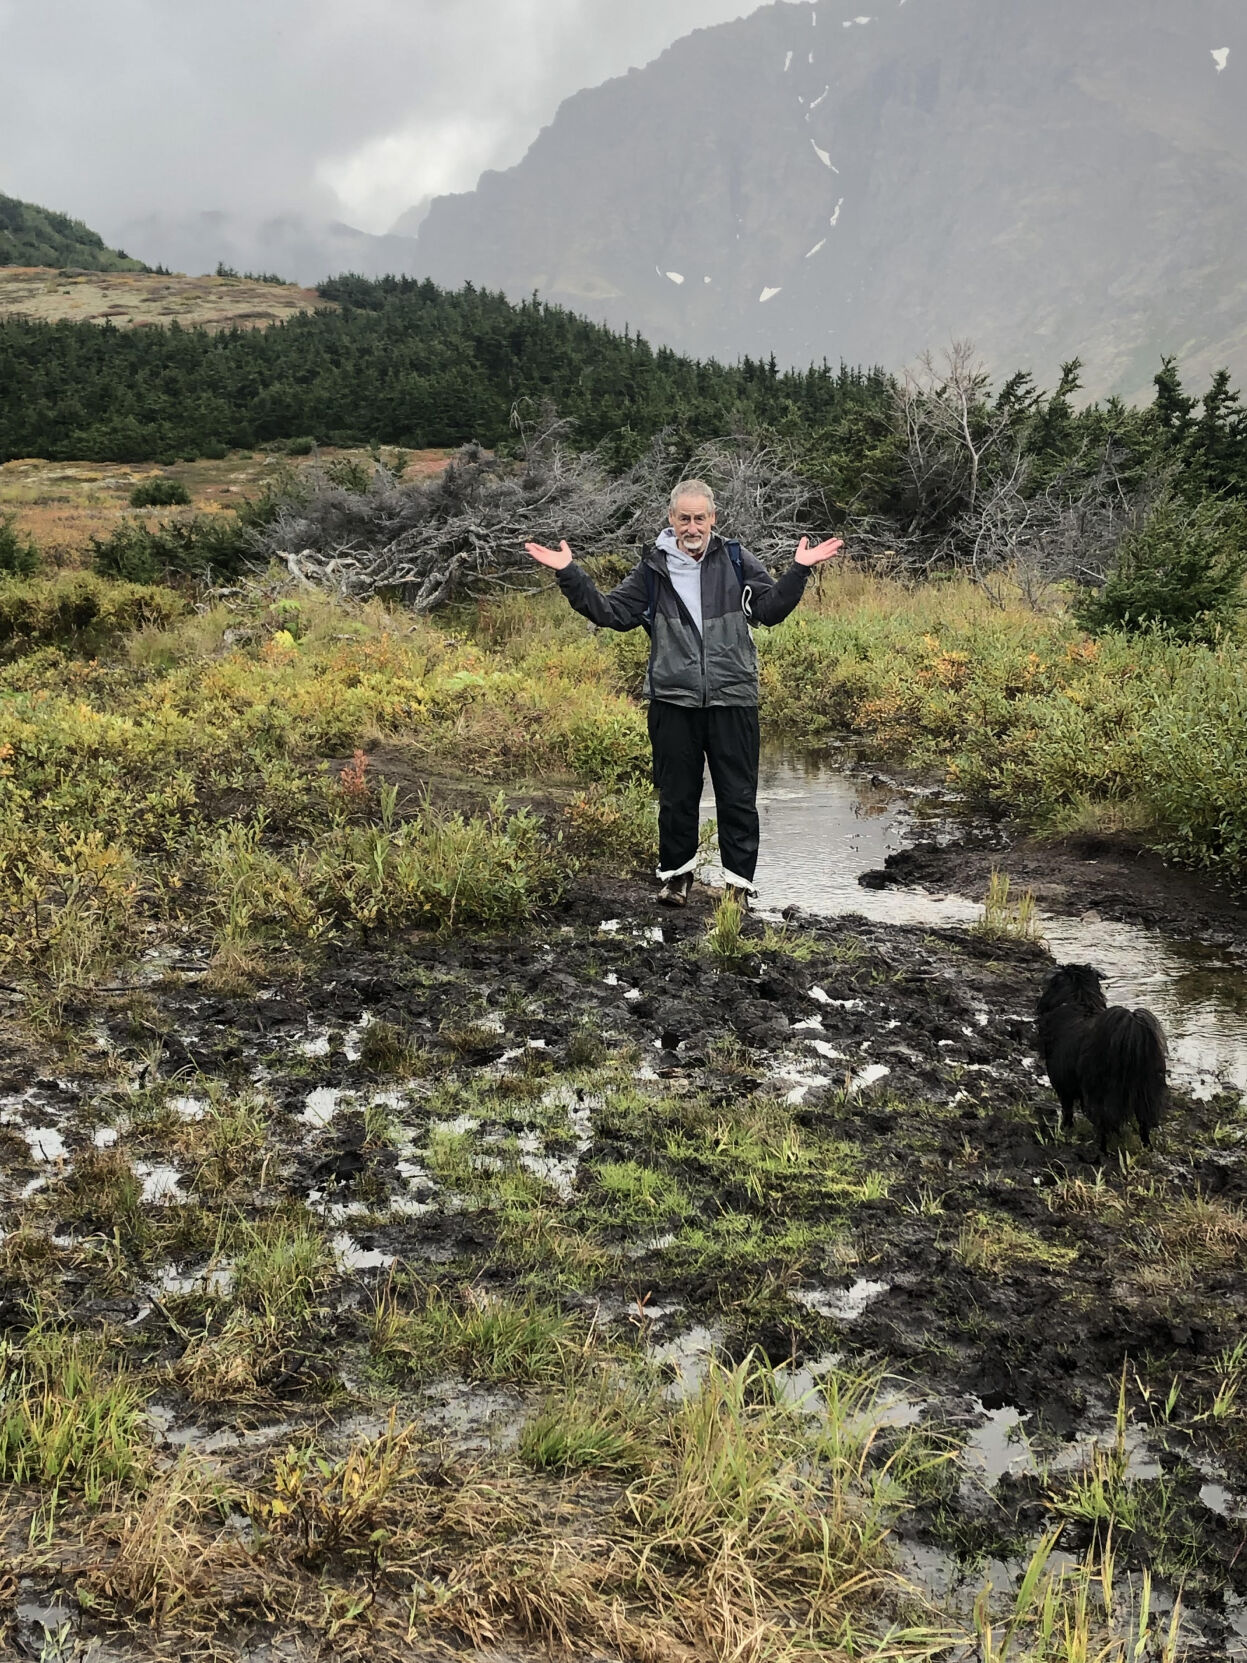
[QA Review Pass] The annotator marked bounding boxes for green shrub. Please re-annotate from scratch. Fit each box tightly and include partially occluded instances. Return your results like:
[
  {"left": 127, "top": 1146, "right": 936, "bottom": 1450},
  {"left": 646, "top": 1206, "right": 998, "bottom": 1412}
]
[
  {"left": 563, "top": 781, "right": 657, "bottom": 867},
  {"left": 0, "top": 515, "right": 39, "bottom": 578},
  {"left": 91, "top": 515, "right": 254, "bottom": 584},
  {"left": 1137, "top": 642, "right": 1247, "bottom": 879},
  {"left": 0, "top": 573, "right": 184, "bottom": 655},
  {"left": 1075, "top": 496, "right": 1247, "bottom": 644},
  {"left": 203, "top": 789, "right": 567, "bottom": 943},
  {"left": 128, "top": 476, "right": 191, "bottom": 508},
  {"left": 325, "top": 456, "right": 373, "bottom": 492}
]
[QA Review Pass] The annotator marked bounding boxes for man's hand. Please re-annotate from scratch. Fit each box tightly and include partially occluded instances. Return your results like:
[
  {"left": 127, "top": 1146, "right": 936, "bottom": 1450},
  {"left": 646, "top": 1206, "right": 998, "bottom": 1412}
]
[
  {"left": 794, "top": 536, "right": 844, "bottom": 567},
  {"left": 525, "top": 540, "right": 574, "bottom": 570}
]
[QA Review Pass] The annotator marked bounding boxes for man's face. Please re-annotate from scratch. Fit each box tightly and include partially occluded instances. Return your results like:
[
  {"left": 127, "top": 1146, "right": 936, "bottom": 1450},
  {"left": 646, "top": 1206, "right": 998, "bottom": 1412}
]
[{"left": 669, "top": 493, "right": 716, "bottom": 558}]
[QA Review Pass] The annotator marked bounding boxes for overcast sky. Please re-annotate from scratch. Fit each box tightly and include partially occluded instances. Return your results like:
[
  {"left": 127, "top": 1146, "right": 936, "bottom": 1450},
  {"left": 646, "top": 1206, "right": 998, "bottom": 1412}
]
[{"left": 0, "top": 0, "right": 759, "bottom": 236}]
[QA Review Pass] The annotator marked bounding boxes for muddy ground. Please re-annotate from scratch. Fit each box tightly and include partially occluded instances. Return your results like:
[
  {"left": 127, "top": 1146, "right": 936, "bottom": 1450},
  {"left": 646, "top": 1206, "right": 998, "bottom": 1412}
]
[
  {"left": 864, "top": 797, "right": 1247, "bottom": 949},
  {"left": 3, "top": 857, "right": 1247, "bottom": 1658}
]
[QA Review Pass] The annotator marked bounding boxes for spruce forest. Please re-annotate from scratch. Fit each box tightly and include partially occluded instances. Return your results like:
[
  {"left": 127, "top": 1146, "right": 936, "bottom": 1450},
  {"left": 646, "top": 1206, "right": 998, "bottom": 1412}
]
[{"left": 3, "top": 272, "right": 1246, "bottom": 572}]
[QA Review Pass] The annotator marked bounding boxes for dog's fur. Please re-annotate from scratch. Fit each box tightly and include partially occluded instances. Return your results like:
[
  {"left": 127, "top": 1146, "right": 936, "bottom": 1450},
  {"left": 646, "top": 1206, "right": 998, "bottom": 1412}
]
[{"left": 1036, "top": 964, "right": 1167, "bottom": 1153}]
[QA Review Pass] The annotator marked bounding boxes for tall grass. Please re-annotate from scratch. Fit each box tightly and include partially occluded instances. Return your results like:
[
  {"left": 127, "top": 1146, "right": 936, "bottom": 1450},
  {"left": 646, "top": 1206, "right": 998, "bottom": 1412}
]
[
  {"left": 758, "top": 569, "right": 1247, "bottom": 883},
  {"left": 0, "top": 1322, "right": 149, "bottom": 1509},
  {"left": 0, "top": 584, "right": 649, "bottom": 985},
  {"left": 972, "top": 870, "right": 1043, "bottom": 941}
]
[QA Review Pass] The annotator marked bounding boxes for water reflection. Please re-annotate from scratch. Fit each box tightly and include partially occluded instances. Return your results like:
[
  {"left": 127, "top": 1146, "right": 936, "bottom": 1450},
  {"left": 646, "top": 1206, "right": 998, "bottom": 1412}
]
[
  {"left": 699, "top": 752, "right": 1247, "bottom": 1098},
  {"left": 698, "top": 753, "right": 979, "bottom": 927}
]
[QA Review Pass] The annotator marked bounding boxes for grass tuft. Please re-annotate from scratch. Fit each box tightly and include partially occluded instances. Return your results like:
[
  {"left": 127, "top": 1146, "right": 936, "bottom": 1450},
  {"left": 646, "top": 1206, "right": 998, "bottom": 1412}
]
[
  {"left": 972, "top": 868, "right": 1043, "bottom": 941},
  {"left": 0, "top": 1321, "right": 149, "bottom": 1509}
]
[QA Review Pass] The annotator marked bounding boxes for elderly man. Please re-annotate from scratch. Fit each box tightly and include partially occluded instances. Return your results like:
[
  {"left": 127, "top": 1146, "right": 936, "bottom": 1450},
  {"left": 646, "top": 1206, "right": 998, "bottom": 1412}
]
[{"left": 526, "top": 480, "right": 842, "bottom": 908}]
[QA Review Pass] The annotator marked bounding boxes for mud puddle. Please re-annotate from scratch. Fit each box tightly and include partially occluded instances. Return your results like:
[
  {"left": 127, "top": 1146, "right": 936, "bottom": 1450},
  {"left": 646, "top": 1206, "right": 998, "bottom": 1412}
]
[
  {"left": 708, "top": 751, "right": 1247, "bottom": 1098},
  {"left": 6, "top": 773, "right": 1247, "bottom": 1656},
  {"left": 699, "top": 750, "right": 977, "bottom": 928}
]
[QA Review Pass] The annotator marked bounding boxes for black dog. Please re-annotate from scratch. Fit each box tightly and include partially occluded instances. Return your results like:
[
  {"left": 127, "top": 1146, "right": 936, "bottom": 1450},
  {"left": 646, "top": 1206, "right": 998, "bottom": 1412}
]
[{"left": 1036, "top": 964, "right": 1167, "bottom": 1153}]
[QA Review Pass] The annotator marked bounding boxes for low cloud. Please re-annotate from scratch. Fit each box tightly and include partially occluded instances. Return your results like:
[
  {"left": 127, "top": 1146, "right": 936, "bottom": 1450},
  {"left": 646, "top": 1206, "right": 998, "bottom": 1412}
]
[{"left": 1, "top": 0, "right": 757, "bottom": 235}]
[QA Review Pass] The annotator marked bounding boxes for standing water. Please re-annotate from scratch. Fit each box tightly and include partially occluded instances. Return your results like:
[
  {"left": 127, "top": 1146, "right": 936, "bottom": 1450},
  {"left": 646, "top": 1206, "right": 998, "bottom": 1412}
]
[{"left": 700, "top": 752, "right": 1247, "bottom": 1098}]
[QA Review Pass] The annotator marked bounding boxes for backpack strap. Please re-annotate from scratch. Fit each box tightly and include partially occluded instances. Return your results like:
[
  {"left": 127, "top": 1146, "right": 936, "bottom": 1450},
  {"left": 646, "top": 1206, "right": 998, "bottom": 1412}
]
[
  {"left": 725, "top": 539, "right": 754, "bottom": 620},
  {"left": 725, "top": 539, "right": 746, "bottom": 591}
]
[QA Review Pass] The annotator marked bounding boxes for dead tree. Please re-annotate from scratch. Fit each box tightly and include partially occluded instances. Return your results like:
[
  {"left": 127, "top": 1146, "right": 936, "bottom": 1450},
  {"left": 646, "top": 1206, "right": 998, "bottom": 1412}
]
[{"left": 254, "top": 412, "right": 833, "bottom": 611}]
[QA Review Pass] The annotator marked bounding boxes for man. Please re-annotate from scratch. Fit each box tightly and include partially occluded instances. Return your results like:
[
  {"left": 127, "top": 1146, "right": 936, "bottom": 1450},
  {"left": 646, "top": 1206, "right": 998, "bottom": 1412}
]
[{"left": 525, "top": 481, "right": 842, "bottom": 908}]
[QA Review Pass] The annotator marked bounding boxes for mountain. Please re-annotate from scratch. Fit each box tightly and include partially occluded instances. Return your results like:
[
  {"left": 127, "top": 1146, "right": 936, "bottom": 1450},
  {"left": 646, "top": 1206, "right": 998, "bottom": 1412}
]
[
  {"left": 104, "top": 210, "right": 424, "bottom": 286},
  {"left": 410, "top": 0, "right": 1247, "bottom": 401},
  {"left": 0, "top": 193, "right": 146, "bottom": 272},
  {"left": 388, "top": 198, "right": 432, "bottom": 239}
]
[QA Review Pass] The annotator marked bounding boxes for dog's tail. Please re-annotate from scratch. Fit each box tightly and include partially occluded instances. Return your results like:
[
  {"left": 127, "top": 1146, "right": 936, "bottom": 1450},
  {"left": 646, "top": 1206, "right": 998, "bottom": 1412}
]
[{"left": 1086, "top": 1006, "right": 1168, "bottom": 1139}]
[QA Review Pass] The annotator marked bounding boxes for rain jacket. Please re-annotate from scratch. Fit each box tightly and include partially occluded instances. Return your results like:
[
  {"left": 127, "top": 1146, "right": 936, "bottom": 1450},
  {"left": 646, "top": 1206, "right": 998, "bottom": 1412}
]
[{"left": 555, "top": 531, "right": 809, "bottom": 708}]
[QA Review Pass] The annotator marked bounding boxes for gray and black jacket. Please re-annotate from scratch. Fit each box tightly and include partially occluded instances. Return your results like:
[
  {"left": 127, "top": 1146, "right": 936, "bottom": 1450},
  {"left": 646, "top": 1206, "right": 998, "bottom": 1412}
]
[{"left": 555, "top": 532, "right": 810, "bottom": 708}]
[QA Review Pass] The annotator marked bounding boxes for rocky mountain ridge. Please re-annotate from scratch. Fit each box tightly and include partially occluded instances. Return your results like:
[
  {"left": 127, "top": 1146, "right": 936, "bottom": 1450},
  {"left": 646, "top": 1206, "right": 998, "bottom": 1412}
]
[{"left": 411, "top": 0, "right": 1247, "bottom": 399}]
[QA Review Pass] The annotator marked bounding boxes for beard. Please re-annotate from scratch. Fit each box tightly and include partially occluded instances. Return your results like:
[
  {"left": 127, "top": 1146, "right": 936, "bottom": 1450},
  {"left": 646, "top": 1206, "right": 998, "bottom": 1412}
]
[{"left": 678, "top": 530, "right": 708, "bottom": 556}]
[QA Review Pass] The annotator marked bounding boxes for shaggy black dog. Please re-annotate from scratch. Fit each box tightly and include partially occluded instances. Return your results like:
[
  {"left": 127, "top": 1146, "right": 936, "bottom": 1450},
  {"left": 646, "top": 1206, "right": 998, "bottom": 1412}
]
[{"left": 1036, "top": 964, "right": 1167, "bottom": 1153}]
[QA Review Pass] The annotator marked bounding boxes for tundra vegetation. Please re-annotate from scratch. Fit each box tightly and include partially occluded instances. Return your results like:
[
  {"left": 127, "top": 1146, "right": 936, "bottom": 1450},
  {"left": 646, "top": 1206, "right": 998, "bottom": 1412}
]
[{"left": 2, "top": 298, "right": 1247, "bottom": 1656}]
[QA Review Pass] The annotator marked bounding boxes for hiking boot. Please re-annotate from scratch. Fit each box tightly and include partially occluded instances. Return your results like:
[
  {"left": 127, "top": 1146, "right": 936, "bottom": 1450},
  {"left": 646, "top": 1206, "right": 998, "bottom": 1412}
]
[
  {"left": 724, "top": 883, "right": 753, "bottom": 914},
  {"left": 657, "top": 872, "right": 694, "bottom": 908}
]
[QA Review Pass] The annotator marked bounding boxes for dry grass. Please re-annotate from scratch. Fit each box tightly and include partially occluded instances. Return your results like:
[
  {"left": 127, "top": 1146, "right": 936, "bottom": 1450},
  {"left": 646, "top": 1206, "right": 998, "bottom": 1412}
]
[
  {"left": 1155, "top": 1191, "right": 1247, "bottom": 1258},
  {"left": 0, "top": 447, "right": 450, "bottom": 562},
  {"left": 0, "top": 267, "right": 327, "bottom": 331},
  {"left": 84, "top": 1458, "right": 241, "bottom": 1631}
]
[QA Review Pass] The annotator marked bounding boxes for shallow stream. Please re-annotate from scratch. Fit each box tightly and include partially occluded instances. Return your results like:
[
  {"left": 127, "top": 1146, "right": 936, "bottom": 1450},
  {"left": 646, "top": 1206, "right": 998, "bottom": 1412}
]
[{"left": 701, "top": 751, "right": 1247, "bottom": 1099}]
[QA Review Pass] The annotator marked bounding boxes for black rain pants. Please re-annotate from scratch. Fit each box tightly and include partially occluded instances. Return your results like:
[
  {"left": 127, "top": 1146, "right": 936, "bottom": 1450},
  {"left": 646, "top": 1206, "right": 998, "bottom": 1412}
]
[{"left": 648, "top": 700, "right": 760, "bottom": 888}]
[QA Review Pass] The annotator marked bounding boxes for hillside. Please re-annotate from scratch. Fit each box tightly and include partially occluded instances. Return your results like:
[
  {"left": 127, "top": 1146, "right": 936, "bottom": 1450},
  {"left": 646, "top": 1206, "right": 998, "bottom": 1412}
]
[
  {"left": 0, "top": 192, "right": 146, "bottom": 271},
  {"left": 0, "top": 268, "right": 329, "bottom": 332},
  {"left": 411, "top": 0, "right": 1247, "bottom": 400},
  {"left": 0, "top": 276, "right": 888, "bottom": 462}
]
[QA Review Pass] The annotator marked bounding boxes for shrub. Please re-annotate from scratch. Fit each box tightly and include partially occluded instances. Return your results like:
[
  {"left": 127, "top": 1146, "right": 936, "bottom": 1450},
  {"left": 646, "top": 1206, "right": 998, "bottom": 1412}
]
[
  {"left": 0, "top": 515, "right": 39, "bottom": 578},
  {"left": 1074, "top": 496, "right": 1247, "bottom": 644},
  {"left": 202, "top": 790, "right": 567, "bottom": 945},
  {"left": 128, "top": 476, "right": 191, "bottom": 508},
  {"left": 0, "top": 572, "right": 184, "bottom": 656},
  {"left": 91, "top": 515, "right": 254, "bottom": 584},
  {"left": 564, "top": 781, "right": 657, "bottom": 867},
  {"left": 324, "top": 456, "right": 373, "bottom": 492},
  {"left": 0, "top": 828, "right": 142, "bottom": 991}
]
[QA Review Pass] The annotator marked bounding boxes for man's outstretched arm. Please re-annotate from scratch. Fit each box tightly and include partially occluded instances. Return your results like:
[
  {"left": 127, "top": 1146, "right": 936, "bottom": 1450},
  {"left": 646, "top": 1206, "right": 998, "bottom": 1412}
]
[
  {"left": 525, "top": 540, "right": 650, "bottom": 631},
  {"left": 740, "top": 536, "right": 843, "bottom": 627}
]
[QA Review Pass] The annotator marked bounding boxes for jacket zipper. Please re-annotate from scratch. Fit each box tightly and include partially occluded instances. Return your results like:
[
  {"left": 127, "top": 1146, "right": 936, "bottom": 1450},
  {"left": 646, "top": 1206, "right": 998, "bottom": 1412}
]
[{"left": 651, "top": 553, "right": 707, "bottom": 703}]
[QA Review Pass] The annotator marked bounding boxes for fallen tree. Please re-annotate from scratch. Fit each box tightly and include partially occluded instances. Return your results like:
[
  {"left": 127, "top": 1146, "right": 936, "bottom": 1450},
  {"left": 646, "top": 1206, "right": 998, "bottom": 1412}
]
[{"left": 255, "top": 410, "right": 831, "bottom": 612}]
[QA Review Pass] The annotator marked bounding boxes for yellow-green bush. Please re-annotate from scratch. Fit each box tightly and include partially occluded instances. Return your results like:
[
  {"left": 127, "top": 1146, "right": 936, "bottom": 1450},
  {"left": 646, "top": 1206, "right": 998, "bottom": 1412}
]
[
  {"left": 0, "top": 581, "right": 650, "bottom": 985},
  {"left": 0, "top": 572, "right": 184, "bottom": 655},
  {"left": 205, "top": 792, "right": 565, "bottom": 941},
  {"left": 758, "top": 573, "right": 1247, "bottom": 880}
]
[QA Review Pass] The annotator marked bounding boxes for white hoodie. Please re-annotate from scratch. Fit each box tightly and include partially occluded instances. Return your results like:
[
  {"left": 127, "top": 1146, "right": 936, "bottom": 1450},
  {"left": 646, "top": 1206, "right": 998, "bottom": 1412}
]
[{"left": 656, "top": 527, "right": 704, "bottom": 636}]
